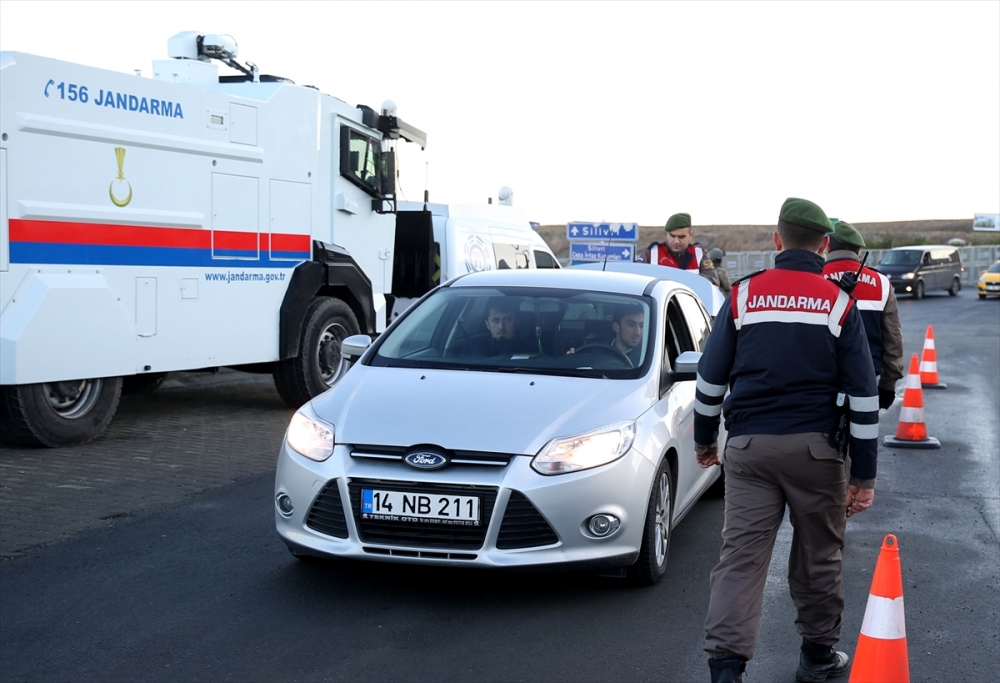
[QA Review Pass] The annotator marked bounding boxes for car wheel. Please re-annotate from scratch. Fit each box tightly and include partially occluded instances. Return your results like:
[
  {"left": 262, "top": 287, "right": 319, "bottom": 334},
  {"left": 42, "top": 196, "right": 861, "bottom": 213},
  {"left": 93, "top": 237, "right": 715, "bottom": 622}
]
[
  {"left": 627, "top": 458, "right": 674, "bottom": 586},
  {"left": 979, "top": 293, "right": 987, "bottom": 299},
  {"left": 948, "top": 278, "right": 960, "bottom": 296},
  {"left": 914, "top": 280, "right": 924, "bottom": 300}
]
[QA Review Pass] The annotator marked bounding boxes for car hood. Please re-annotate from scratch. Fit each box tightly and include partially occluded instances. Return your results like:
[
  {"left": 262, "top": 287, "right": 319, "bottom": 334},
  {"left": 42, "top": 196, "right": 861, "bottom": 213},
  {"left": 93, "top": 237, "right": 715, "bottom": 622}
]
[{"left": 310, "top": 366, "right": 653, "bottom": 456}]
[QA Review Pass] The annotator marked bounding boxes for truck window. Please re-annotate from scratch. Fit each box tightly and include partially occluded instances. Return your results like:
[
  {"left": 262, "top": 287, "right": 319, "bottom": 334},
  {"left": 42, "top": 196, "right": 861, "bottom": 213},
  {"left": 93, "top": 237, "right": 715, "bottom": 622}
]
[
  {"left": 534, "top": 250, "right": 558, "bottom": 269},
  {"left": 493, "top": 242, "right": 530, "bottom": 270},
  {"left": 340, "top": 126, "right": 380, "bottom": 196}
]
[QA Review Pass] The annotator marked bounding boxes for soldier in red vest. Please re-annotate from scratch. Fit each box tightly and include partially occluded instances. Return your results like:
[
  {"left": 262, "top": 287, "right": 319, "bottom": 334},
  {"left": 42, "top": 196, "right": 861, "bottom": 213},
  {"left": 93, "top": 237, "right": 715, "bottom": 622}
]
[
  {"left": 822, "top": 221, "right": 903, "bottom": 410},
  {"left": 641, "top": 213, "right": 720, "bottom": 286}
]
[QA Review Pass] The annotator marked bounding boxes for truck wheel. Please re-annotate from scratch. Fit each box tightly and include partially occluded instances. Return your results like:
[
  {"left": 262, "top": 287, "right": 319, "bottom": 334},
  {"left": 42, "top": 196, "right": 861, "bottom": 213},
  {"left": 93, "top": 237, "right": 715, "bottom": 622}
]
[
  {"left": 273, "top": 297, "right": 360, "bottom": 407},
  {"left": 0, "top": 378, "right": 123, "bottom": 447},
  {"left": 627, "top": 458, "right": 674, "bottom": 586}
]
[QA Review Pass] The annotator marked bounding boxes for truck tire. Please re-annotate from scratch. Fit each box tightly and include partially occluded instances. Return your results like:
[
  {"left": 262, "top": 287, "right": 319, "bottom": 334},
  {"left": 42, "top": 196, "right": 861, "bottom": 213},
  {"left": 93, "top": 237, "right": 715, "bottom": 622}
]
[
  {"left": 0, "top": 377, "right": 123, "bottom": 447},
  {"left": 273, "top": 297, "right": 360, "bottom": 407}
]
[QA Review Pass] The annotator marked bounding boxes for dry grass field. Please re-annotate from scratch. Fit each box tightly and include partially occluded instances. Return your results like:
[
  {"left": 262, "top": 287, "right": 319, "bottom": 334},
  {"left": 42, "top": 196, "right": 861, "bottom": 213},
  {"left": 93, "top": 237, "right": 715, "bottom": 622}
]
[{"left": 536, "top": 219, "right": 998, "bottom": 260}]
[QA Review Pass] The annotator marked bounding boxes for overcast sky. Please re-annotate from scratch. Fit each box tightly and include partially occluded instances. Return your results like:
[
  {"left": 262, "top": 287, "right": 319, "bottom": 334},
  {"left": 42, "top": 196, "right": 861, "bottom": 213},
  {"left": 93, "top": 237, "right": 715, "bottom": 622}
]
[{"left": 2, "top": 1, "right": 998, "bottom": 226}]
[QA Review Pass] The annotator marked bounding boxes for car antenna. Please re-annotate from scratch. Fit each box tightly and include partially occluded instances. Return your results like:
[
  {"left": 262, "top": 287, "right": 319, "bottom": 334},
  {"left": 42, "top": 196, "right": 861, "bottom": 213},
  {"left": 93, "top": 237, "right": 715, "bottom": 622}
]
[{"left": 602, "top": 228, "right": 611, "bottom": 272}]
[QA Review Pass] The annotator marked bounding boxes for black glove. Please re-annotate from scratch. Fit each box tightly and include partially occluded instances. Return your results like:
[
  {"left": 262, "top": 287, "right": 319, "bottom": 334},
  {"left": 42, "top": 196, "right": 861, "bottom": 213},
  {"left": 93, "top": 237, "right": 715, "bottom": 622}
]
[{"left": 878, "top": 388, "right": 895, "bottom": 410}]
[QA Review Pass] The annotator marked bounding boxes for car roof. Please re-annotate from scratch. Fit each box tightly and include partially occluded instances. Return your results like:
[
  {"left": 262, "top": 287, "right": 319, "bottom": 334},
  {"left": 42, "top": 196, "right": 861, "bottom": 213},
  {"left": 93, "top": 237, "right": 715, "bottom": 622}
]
[
  {"left": 889, "top": 245, "right": 958, "bottom": 251},
  {"left": 447, "top": 267, "right": 678, "bottom": 297}
]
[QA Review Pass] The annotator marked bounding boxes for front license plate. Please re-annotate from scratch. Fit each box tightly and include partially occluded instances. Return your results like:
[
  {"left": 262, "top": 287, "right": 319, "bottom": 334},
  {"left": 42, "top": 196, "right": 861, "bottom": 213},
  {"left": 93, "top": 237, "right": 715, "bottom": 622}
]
[{"left": 361, "top": 488, "right": 481, "bottom": 526}]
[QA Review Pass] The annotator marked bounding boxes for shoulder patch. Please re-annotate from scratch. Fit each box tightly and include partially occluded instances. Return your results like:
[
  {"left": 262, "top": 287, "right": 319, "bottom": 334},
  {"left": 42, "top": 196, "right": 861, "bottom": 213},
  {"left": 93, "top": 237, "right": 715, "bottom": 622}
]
[{"left": 702, "top": 258, "right": 715, "bottom": 269}]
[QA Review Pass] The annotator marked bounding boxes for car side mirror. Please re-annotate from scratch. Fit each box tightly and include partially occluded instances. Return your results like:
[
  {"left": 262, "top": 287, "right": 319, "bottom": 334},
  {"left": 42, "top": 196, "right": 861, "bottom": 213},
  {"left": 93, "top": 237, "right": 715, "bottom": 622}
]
[
  {"left": 671, "top": 350, "right": 702, "bottom": 382},
  {"left": 341, "top": 334, "right": 372, "bottom": 359}
]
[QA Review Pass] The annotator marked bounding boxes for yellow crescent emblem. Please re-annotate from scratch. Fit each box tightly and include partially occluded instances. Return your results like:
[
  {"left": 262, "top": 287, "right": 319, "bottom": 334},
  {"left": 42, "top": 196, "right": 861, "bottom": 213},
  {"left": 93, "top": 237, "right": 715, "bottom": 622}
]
[{"left": 109, "top": 146, "right": 133, "bottom": 207}]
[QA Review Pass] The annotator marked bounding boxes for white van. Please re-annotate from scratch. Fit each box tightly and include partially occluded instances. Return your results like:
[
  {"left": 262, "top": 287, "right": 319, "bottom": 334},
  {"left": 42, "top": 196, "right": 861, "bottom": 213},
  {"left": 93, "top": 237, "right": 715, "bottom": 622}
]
[{"left": 389, "top": 201, "right": 560, "bottom": 320}]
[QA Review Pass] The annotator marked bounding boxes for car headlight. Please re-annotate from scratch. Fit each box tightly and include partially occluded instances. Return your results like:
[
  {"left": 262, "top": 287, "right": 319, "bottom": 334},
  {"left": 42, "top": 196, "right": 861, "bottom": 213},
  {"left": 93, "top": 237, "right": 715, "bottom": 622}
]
[
  {"left": 286, "top": 408, "right": 334, "bottom": 462},
  {"left": 531, "top": 421, "right": 636, "bottom": 475},
  {"left": 902, "top": 272, "right": 915, "bottom": 280}
]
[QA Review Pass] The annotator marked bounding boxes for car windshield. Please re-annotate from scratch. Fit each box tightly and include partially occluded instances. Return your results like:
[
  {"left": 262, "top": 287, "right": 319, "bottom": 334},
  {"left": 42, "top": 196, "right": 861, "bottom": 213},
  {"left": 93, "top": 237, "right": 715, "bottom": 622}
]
[
  {"left": 989, "top": 263, "right": 1000, "bottom": 274},
  {"left": 880, "top": 250, "right": 921, "bottom": 266},
  {"left": 370, "top": 286, "right": 653, "bottom": 379}
]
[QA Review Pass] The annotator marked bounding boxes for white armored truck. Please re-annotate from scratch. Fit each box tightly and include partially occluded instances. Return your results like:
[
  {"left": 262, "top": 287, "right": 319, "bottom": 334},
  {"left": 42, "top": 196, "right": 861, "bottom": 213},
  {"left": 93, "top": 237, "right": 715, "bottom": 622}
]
[{"left": 0, "top": 32, "right": 438, "bottom": 446}]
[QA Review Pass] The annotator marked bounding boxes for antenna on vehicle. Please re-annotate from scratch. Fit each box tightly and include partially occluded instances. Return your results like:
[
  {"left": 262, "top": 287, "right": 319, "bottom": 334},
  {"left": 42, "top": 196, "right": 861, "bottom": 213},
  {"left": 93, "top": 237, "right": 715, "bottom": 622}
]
[{"left": 602, "top": 224, "right": 611, "bottom": 272}]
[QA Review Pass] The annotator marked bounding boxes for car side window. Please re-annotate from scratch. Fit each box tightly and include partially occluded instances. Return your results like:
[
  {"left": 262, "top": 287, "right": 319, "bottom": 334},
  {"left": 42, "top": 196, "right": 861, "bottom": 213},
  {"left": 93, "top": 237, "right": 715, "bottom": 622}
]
[
  {"left": 675, "top": 293, "right": 711, "bottom": 350},
  {"left": 663, "top": 297, "right": 694, "bottom": 370}
]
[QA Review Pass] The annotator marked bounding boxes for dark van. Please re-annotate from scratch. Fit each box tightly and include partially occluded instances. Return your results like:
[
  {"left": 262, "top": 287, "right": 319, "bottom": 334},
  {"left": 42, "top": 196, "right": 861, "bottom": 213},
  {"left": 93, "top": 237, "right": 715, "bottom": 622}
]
[{"left": 875, "top": 246, "right": 963, "bottom": 299}]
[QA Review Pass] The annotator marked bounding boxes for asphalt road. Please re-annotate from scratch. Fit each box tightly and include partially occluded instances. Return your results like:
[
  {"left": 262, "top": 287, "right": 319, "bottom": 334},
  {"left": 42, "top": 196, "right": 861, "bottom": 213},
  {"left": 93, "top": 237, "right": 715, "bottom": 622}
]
[{"left": 1, "top": 288, "right": 997, "bottom": 683}]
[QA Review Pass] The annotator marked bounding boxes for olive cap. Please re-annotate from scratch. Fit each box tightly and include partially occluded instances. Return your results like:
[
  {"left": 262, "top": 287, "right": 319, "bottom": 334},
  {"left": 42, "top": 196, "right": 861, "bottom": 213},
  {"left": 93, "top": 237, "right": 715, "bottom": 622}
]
[
  {"left": 778, "top": 198, "right": 830, "bottom": 234},
  {"left": 665, "top": 213, "right": 692, "bottom": 232},
  {"left": 832, "top": 220, "right": 866, "bottom": 248},
  {"left": 708, "top": 248, "right": 725, "bottom": 261}
]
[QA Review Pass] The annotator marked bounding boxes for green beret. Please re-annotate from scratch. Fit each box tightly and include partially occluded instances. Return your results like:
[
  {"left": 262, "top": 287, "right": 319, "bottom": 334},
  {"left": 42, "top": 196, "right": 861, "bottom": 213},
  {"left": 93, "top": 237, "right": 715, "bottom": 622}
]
[
  {"left": 665, "top": 213, "right": 692, "bottom": 232},
  {"left": 778, "top": 198, "right": 830, "bottom": 234},
  {"left": 832, "top": 220, "right": 866, "bottom": 248}
]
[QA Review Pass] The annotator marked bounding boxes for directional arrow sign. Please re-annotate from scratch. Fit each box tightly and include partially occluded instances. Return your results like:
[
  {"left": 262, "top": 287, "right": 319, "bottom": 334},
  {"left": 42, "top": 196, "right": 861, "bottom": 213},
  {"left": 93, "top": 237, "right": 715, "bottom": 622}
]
[
  {"left": 570, "top": 243, "right": 635, "bottom": 262},
  {"left": 566, "top": 222, "right": 639, "bottom": 242}
]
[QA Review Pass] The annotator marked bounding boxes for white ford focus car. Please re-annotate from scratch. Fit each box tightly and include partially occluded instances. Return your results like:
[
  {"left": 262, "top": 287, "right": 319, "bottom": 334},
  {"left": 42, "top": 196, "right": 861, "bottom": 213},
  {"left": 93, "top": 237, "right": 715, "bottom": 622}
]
[{"left": 274, "top": 268, "right": 725, "bottom": 584}]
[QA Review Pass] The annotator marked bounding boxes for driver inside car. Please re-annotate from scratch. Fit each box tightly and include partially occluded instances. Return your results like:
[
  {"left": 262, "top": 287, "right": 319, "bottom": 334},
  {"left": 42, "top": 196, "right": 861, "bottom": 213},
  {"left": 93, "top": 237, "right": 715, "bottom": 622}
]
[
  {"left": 610, "top": 303, "right": 645, "bottom": 366},
  {"left": 567, "top": 303, "right": 645, "bottom": 367}
]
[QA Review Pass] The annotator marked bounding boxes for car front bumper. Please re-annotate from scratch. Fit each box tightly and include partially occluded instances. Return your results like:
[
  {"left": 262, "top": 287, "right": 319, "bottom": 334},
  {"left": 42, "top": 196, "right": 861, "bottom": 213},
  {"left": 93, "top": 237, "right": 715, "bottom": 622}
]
[
  {"left": 274, "top": 441, "right": 657, "bottom": 570},
  {"left": 978, "top": 281, "right": 1000, "bottom": 296}
]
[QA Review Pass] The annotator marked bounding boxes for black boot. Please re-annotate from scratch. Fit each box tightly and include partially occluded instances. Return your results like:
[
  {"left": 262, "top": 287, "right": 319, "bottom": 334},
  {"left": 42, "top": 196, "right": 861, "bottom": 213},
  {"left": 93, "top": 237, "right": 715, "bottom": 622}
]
[
  {"left": 708, "top": 655, "right": 747, "bottom": 683},
  {"left": 796, "top": 638, "right": 850, "bottom": 682}
]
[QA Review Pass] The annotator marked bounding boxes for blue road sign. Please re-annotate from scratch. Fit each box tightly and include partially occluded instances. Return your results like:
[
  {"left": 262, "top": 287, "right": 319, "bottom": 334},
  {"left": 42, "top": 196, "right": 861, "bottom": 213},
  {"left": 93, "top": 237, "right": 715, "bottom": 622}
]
[
  {"left": 570, "top": 243, "right": 635, "bottom": 262},
  {"left": 566, "top": 222, "right": 638, "bottom": 241}
]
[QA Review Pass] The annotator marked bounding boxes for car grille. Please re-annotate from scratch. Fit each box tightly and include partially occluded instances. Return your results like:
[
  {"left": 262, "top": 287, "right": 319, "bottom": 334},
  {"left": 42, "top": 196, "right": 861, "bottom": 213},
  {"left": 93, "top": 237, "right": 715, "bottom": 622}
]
[
  {"left": 347, "top": 479, "right": 499, "bottom": 550},
  {"left": 349, "top": 444, "right": 512, "bottom": 468},
  {"left": 496, "top": 491, "right": 559, "bottom": 549},
  {"left": 305, "top": 480, "right": 349, "bottom": 539}
]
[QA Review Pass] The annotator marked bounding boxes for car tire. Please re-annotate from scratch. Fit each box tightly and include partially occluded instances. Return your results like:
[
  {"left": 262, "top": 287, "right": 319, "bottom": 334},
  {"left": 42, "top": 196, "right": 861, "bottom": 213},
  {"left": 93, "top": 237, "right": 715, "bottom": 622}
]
[
  {"left": 914, "top": 280, "right": 924, "bottom": 300},
  {"left": 948, "top": 278, "right": 960, "bottom": 296},
  {"left": 627, "top": 458, "right": 674, "bottom": 586},
  {"left": 273, "top": 297, "right": 360, "bottom": 407},
  {"left": 0, "top": 378, "right": 123, "bottom": 447},
  {"left": 979, "top": 293, "right": 987, "bottom": 299}
]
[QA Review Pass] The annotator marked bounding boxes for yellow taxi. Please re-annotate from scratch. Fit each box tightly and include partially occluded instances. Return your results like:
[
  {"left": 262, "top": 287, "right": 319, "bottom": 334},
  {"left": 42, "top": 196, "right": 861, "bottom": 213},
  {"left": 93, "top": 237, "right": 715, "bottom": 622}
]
[{"left": 978, "top": 260, "right": 1000, "bottom": 299}]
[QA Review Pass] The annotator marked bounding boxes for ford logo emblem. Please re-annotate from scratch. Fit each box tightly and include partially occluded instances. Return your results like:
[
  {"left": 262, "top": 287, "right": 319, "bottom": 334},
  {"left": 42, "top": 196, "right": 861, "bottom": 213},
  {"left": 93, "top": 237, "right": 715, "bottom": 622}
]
[{"left": 404, "top": 452, "right": 448, "bottom": 470}]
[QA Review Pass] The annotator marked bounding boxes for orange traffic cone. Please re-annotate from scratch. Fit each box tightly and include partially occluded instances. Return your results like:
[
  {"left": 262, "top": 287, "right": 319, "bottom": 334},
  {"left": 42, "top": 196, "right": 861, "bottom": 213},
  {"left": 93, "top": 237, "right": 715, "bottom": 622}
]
[
  {"left": 849, "top": 534, "right": 910, "bottom": 683},
  {"left": 883, "top": 354, "right": 940, "bottom": 448},
  {"left": 919, "top": 325, "right": 947, "bottom": 389}
]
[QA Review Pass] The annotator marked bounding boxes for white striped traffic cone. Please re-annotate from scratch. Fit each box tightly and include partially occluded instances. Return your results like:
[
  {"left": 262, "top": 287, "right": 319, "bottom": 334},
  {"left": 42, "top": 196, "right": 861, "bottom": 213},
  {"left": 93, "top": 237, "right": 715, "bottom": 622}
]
[
  {"left": 883, "top": 354, "right": 940, "bottom": 449},
  {"left": 849, "top": 534, "right": 910, "bottom": 683},
  {"left": 919, "top": 325, "right": 947, "bottom": 389}
]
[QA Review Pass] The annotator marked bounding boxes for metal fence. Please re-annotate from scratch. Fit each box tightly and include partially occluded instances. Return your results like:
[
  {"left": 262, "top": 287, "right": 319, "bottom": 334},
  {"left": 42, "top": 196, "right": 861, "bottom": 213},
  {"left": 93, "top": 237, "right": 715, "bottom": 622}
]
[{"left": 721, "top": 246, "right": 1000, "bottom": 286}]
